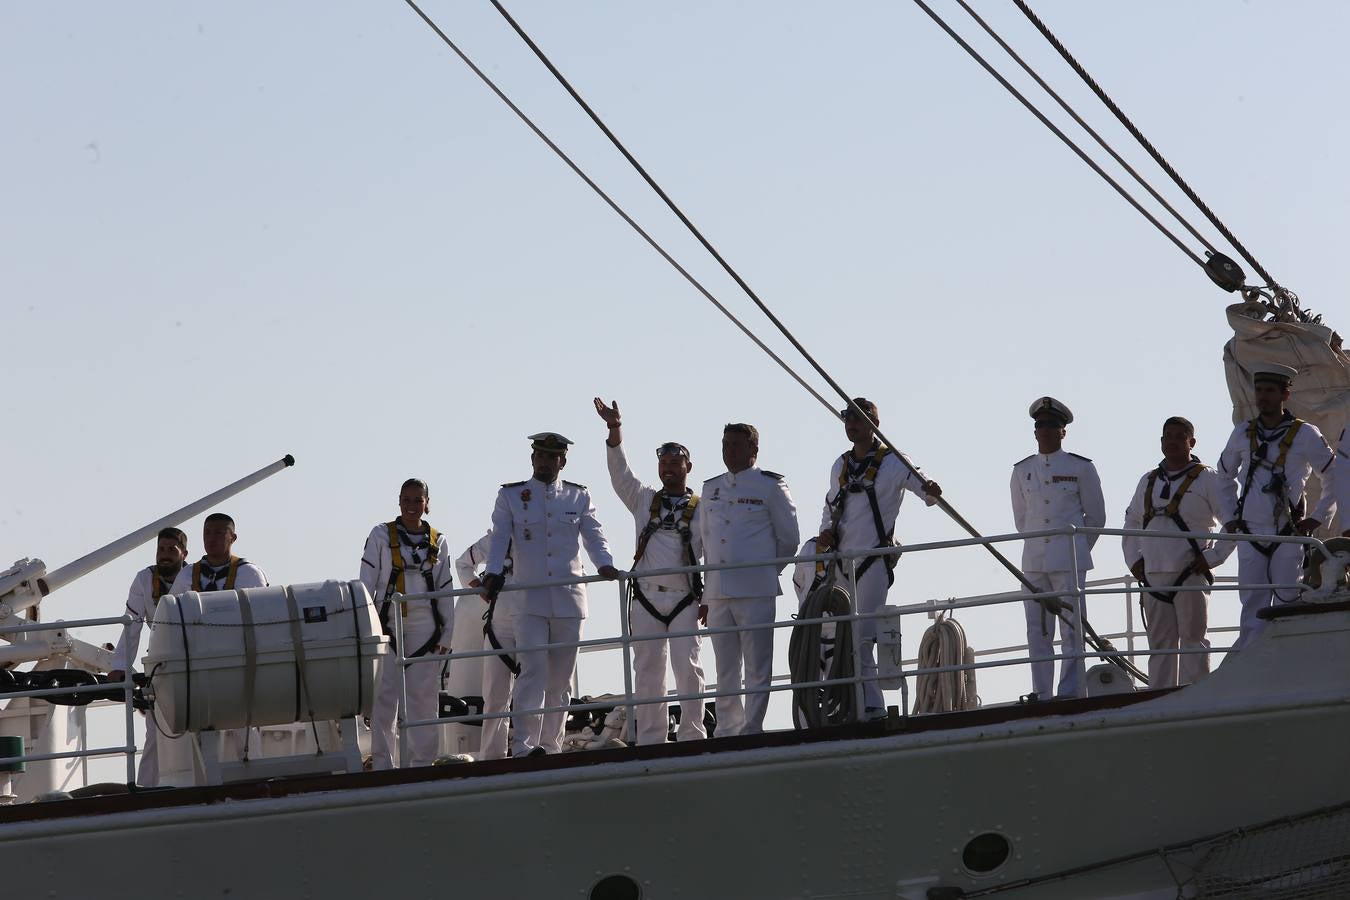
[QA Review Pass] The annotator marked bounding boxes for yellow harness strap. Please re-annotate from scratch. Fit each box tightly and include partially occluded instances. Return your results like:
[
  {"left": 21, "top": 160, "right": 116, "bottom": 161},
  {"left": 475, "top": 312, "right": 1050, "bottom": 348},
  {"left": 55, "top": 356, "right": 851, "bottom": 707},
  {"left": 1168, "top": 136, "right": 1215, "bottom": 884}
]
[
  {"left": 1246, "top": 418, "right": 1303, "bottom": 471},
  {"left": 1142, "top": 465, "right": 1205, "bottom": 528},
  {"left": 818, "top": 445, "right": 893, "bottom": 575},
  {"left": 387, "top": 521, "right": 441, "bottom": 617},
  {"left": 191, "top": 556, "right": 243, "bottom": 592}
]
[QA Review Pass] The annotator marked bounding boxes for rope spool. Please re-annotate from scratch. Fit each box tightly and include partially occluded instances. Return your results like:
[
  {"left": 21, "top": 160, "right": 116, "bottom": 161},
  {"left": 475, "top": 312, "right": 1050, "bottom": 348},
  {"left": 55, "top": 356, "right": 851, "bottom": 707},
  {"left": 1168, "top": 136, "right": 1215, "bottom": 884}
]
[
  {"left": 789, "top": 575, "right": 857, "bottom": 729},
  {"left": 912, "top": 611, "right": 979, "bottom": 715}
]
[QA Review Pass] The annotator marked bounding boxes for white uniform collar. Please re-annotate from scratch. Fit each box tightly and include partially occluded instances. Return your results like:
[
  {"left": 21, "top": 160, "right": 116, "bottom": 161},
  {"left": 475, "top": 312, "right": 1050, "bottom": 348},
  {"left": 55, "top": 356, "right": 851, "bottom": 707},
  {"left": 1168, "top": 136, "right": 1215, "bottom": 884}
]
[
  {"left": 1037, "top": 449, "right": 1064, "bottom": 463},
  {"left": 726, "top": 465, "right": 758, "bottom": 487}
]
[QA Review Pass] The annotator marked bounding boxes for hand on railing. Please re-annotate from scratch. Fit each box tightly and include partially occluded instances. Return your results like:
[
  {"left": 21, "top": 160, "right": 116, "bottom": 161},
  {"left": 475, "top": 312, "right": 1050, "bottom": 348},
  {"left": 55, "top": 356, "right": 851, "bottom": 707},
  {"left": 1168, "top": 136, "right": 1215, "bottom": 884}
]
[
  {"left": 598, "top": 565, "right": 620, "bottom": 580},
  {"left": 481, "top": 572, "right": 505, "bottom": 600}
]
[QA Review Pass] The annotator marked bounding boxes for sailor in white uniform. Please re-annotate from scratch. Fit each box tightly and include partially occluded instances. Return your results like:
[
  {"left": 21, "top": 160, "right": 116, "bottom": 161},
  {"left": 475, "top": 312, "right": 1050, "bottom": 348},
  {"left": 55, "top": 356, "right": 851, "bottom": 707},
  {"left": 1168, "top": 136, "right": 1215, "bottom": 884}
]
[
  {"left": 456, "top": 529, "right": 518, "bottom": 761},
  {"left": 1338, "top": 427, "right": 1350, "bottom": 537},
  {"left": 107, "top": 526, "right": 189, "bottom": 786},
  {"left": 594, "top": 397, "right": 707, "bottom": 745},
  {"left": 1122, "top": 417, "right": 1237, "bottom": 687},
  {"left": 1216, "top": 365, "right": 1336, "bottom": 649},
  {"left": 168, "top": 512, "right": 269, "bottom": 759},
  {"left": 359, "top": 479, "right": 454, "bottom": 770},
  {"left": 816, "top": 398, "right": 940, "bottom": 718},
  {"left": 482, "top": 433, "right": 619, "bottom": 756},
  {"left": 1010, "top": 398, "right": 1105, "bottom": 700},
  {"left": 698, "top": 423, "right": 800, "bottom": 737}
]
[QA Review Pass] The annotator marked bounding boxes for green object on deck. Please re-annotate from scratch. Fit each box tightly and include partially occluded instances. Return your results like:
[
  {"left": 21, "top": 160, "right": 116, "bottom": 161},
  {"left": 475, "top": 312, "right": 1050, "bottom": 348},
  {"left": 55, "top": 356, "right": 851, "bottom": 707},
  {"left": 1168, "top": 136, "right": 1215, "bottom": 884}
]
[{"left": 0, "top": 734, "right": 26, "bottom": 773}]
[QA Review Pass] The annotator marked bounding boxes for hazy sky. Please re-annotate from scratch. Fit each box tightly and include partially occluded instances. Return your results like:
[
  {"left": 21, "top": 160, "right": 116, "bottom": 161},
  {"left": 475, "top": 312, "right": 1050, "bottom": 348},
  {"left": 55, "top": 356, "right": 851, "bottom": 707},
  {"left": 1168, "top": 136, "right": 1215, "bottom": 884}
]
[{"left": 4, "top": 1, "right": 1347, "bottom": 761}]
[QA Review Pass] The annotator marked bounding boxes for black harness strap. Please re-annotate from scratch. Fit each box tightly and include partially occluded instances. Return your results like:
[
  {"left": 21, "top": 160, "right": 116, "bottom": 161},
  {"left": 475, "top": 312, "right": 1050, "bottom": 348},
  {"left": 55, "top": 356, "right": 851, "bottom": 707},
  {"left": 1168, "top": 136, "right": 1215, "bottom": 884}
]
[
  {"left": 482, "top": 539, "right": 520, "bottom": 675},
  {"left": 1139, "top": 462, "right": 1214, "bottom": 605},
  {"left": 825, "top": 444, "right": 897, "bottom": 586},
  {"left": 378, "top": 521, "right": 445, "bottom": 657},
  {"left": 630, "top": 490, "right": 702, "bottom": 629}
]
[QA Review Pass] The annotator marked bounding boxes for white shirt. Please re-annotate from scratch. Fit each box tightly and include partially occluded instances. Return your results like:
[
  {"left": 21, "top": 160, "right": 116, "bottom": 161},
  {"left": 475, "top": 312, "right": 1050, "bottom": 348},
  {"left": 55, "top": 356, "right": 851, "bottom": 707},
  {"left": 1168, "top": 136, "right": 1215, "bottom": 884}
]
[
  {"left": 457, "top": 529, "right": 516, "bottom": 615},
  {"left": 792, "top": 538, "right": 819, "bottom": 605},
  {"left": 110, "top": 566, "right": 179, "bottom": 671},
  {"left": 1217, "top": 415, "right": 1336, "bottom": 528},
  {"left": 1337, "top": 428, "right": 1350, "bottom": 533},
  {"left": 606, "top": 443, "right": 704, "bottom": 599},
  {"left": 168, "top": 557, "right": 269, "bottom": 594},
  {"left": 698, "top": 466, "right": 800, "bottom": 601},
  {"left": 486, "top": 477, "right": 614, "bottom": 618},
  {"left": 1122, "top": 461, "right": 1238, "bottom": 575},
  {"left": 359, "top": 522, "right": 455, "bottom": 628},
  {"left": 817, "top": 446, "right": 935, "bottom": 552},
  {"left": 1010, "top": 449, "right": 1106, "bottom": 573}
]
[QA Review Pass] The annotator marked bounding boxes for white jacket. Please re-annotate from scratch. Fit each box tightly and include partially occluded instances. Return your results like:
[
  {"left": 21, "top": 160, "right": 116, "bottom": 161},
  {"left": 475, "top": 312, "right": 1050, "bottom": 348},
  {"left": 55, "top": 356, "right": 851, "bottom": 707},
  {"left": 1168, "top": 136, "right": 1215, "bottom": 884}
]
[
  {"left": 817, "top": 446, "right": 935, "bottom": 552},
  {"left": 486, "top": 478, "right": 614, "bottom": 618},
  {"left": 699, "top": 467, "right": 800, "bottom": 601},
  {"left": 359, "top": 522, "right": 455, "bottom": 633},
  {"left": 1217, "top": 416, "right": 1336, "bottom": 528},
  {"left": 1010, "top": 450, "right": 1106, "bottom": 573},
  {"left": 168, "top": 557, "right": 268, "bottom": 594},
  {"left": 1122, "top": 461, "right": 1238, "bottom": 575},
  {"left": 109, "top": 566, "right": 179, "bottom": 671}
]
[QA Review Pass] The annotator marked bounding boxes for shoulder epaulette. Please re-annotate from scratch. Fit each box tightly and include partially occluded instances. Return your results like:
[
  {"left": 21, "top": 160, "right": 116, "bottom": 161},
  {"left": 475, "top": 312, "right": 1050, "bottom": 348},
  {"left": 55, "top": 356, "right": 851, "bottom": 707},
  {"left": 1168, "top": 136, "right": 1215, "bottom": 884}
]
[
  {"left": 703, "top": 474, "right": 721, "bottom": 484},
  {"left": 562, "top": 479, "right": 587, "bottom": 490},
  {"left": 501, "top": 480, "right": 526, "bottom": 488},
  {"left": 760, "top": 470, "right": 784, "bottom": 480},
  {"left": 1067, "top": 452, "right": 1093, "bottom": 462},
  {"left": 1015, "top": 454, "right": 1035, "bottom": 465}
]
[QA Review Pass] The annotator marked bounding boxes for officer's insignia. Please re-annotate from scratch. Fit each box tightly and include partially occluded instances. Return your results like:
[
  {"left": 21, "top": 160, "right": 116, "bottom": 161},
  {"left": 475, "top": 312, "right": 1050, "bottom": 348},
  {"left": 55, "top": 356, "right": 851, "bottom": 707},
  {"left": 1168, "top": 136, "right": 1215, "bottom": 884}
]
[
  {"left": 521, "top": 488, "right": 531, "bottom": 502},
  {"left": 711, "top": 488, "right": 720, "bottom": 500},
  {"left": 1052, "top": 475, "right": 1078, "bottom": 483}
]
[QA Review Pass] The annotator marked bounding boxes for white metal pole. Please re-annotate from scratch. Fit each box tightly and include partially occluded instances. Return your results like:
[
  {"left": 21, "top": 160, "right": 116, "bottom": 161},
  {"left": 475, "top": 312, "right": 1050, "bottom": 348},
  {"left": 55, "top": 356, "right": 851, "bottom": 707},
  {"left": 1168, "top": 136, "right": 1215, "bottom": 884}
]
[
  {"left": 123, "top": 671, "right": 136, "bottom": 785},
  {"left": 1069, "top": 526, "right": 1086, "bottom": 698},
  {"left": 394, "top": 596, "right": 409, "bottom": 766},
  {"left": 848, "top": 555, "right": 867, "bottom": 719},
  {"left": 618, "top": 578, "right": 636, "bottom": 746}
]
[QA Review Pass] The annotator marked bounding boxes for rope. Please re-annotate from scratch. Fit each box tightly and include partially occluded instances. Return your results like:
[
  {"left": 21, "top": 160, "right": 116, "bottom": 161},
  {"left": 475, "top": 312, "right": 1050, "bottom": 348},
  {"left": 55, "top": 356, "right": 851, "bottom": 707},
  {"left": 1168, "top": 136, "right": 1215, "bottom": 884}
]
[
  {"left": 912, "top": 610, "right": 979, "bottom": 715},
  {"left": 952, "top": 0, "right": 1219, "bottom": 256},
  {"left": 789, "top": 575, "right": 857, "bottom": 728},
  {"left": 906, "top": 0, "right": 1204, "bottom": 270},
  {"left": 1012, "top": 0, "right": 1279, "bottom": 291},
  {"left": 398, "top": 0, "right": 835, "bottom": 416}
]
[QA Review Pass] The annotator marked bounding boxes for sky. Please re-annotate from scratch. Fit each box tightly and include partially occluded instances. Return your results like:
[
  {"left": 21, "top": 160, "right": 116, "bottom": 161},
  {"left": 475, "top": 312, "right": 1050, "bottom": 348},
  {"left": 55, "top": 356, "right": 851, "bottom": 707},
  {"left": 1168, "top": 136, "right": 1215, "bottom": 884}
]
[{"left": 3, "top": 1, "right": 1347, "bottom": 771}]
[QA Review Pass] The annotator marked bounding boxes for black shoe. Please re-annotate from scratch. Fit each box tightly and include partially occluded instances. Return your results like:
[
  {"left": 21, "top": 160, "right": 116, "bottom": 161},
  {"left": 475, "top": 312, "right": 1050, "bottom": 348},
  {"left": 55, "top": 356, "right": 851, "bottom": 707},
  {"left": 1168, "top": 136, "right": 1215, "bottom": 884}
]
[{"left": 527, "top": 747, "right": 548, "bottom": 757}]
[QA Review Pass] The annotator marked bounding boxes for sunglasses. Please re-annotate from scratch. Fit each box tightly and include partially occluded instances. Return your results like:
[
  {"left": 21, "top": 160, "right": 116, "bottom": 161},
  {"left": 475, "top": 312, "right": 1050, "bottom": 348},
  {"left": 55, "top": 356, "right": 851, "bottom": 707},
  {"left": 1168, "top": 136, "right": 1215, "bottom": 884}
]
[
  {"left": 656, "top": 443, "right": 690, "bottom": 459},
  {"left": 1033, "top": 420, "right": 1063, "bottom": 430}
]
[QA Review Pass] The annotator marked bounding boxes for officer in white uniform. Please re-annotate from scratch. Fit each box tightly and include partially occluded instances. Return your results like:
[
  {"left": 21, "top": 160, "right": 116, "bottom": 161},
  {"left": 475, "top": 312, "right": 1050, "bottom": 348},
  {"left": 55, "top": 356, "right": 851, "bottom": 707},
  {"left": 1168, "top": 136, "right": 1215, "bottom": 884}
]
[
  {"left": 816, "top": 398, "right": 940, "bottom": 718},
  {"left": 107, "top": 526, "right": 189, "bottom": 786},
  {"left": 168, "top": 512, "right": 269, "bottom": 760},
  {"left": 1122, "top": 417, "right": 1237, "bottom": 687},
  {"left": 1217, "top": 365, "right": 1336, "bottom": 649},
  {"left": 699, "top": 423, "right": 800, "bottom": 737},
  {"left": 482, "top": 433, "right": 619, "bottom": 756},
  {"left": 456, "top": 529, "right": 518, "bottom": 761},
  {"left": 359, "top": 479, "right": 454, "bottom": 770},
  {"left": 1010, "top": 398, "right": 1105, "bottom": 699},
  {"left": 594, "top": 397, "right": 707, "bottom": 746}
]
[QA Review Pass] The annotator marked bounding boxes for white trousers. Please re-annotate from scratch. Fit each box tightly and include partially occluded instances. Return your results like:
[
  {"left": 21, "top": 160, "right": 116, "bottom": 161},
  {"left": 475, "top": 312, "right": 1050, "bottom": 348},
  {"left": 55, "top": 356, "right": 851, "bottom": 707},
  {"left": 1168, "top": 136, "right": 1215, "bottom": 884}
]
[
  {"left": 478, "top": 611, "right": 517, "bottom": 761},
  {"left": 836, "top": 558, "right": 892, "bottom": 711},
  {"left": 1142, "top": 570, "right": 1210, "bottom": 688},
  {"left": 707, "top": 597, "right": 775, "bottom": 737},
  {"left": 630, "top": 595, "right": 706, "bottom": 745},
  {"left": 371, "top": 614, "right": 443, "bottom": 770},
  {"left": 511, "top": 614, "right": 581, "bottom": 756},
  {"left": 1022, "top": 571, "right": 1085, "bottom": 699},
  {"left": 137, "top": 714, "right": 159, "bottom": 786},
  {"left": 1234, "top": 540, "right": 1303, "bottom": 651}
]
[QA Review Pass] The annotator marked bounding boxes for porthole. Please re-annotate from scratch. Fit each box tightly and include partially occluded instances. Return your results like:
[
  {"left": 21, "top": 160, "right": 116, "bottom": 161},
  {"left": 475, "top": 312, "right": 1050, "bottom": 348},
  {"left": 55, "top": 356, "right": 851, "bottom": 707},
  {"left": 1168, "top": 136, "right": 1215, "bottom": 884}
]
[
  {"left": 962, "top": 832, "right": 1011, "bottom": 874},
  {"left": 590, "top": 873, "right": 642, "bottom": 900}
]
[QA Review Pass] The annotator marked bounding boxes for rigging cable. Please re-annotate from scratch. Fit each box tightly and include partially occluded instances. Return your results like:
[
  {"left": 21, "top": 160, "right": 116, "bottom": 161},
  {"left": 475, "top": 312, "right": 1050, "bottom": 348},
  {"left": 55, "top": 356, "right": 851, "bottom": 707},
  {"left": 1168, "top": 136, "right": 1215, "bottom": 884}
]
[
  {"left": 905, "top": 0, "right": 1205, "bottom": 271},
  {"left": 396, "top": 1, "right": 835, "bottom": 416},
  {"left": 397, "top": 0, "right": 1146, "bottom": 684},
  {"left": 951, "top": 0, "right": 1219, "bottom": 258},
  {"left": 1013, "top": 0, "right": 1281, "bottom": 292},
  {"left": 482, "top": 0, "right": 1146, "bottom": 684}
]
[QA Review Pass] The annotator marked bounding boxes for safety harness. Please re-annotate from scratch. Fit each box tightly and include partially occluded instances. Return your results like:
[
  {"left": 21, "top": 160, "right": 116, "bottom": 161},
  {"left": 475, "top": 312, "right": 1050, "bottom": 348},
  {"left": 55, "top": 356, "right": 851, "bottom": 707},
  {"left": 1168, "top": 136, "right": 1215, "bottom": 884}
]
[
  {"left": 629, "top": 490, "right": 702, "bottom": 627},
  {"left": 378, "top": 520, "right": 445, "bottom": 659},
  {"left": 482, "top": 541, "right": 519, "bottom": 676},
  {"left": 1233, "top": 416, "right": 1305, "bottom": 558},
  {"left": 1138, "top": 460, "right": 1213, "bottom": 606},
  {"left": 148, "top": 566, "right": 175, "bottom": 602},
  {"left": 821, "top": 443, "right": 898, "bottom": 585},
  {"left": 191, "top": 556, "right": 248, "bottom": 592}
]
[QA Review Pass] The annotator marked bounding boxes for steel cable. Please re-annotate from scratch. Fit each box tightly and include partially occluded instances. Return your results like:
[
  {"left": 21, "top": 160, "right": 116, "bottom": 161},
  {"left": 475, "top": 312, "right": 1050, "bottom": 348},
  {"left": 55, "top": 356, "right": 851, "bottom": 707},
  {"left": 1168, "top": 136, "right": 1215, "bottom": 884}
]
[{"left": 1013, "top": 0, "right": 1280, "bottom": 290}]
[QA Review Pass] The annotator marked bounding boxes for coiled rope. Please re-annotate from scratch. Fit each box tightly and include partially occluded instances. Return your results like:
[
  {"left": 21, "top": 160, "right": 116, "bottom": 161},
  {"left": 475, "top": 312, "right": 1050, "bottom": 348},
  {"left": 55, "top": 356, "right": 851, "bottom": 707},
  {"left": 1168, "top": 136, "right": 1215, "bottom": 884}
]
[
  {"left": 912, "top": 610, "right": 979, "bottom": 715},
  {"left": 789, "top": 575, "right": 857, "bottom": 729}
]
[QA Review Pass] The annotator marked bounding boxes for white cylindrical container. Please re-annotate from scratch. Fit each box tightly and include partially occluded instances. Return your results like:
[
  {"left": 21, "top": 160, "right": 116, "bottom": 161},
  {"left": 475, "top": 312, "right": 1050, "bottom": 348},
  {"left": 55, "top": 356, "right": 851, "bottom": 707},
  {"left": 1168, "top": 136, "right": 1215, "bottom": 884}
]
[
  {"left": 146, "top": 580, "right": 386, "bottom": 734},
  {"left": 439, "top": 594, "right": 489, "bottom": 758}
]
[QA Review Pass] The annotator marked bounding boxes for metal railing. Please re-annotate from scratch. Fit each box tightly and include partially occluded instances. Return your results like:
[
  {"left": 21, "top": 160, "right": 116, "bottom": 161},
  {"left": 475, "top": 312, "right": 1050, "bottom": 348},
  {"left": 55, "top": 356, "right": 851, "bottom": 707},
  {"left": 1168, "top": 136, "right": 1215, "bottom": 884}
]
[
  {"left": 0, "top": 525, "right": 1335, "bottom": 783},
  {"left": 390, "top": 525, "right": 1332, "bottom": 750}
]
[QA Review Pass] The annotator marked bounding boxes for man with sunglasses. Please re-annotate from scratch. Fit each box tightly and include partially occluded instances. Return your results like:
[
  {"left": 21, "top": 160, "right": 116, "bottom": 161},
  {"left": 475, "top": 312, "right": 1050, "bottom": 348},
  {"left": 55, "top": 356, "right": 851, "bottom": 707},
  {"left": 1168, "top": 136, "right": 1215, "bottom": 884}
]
[
  {"left": 815, "top": 398, "right": 941, "bottom": 719},
  {"left": 1010, "top": 397, "right": 1105, "bottom": 699},
  {"left": 594, "top": 397, "right": 707, "bottom": 745}
]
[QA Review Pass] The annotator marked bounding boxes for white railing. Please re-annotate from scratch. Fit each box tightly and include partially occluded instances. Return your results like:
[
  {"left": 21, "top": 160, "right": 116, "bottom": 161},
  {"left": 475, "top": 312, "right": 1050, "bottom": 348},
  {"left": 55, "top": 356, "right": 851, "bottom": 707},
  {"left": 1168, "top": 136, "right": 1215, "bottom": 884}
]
[
  {"left": 0, "top": 526, "right": 1335, "bottom": 782},
  {"left": 390, "top": 526, "right": 1332, "bottom": 752}
]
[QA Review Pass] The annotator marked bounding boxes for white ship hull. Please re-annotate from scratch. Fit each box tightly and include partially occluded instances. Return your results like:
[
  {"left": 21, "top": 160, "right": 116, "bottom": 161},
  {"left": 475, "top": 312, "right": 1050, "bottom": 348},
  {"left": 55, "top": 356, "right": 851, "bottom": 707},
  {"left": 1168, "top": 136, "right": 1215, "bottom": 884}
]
[{"left": 4, "top": 606, "right": 1349, "bottom": 899}]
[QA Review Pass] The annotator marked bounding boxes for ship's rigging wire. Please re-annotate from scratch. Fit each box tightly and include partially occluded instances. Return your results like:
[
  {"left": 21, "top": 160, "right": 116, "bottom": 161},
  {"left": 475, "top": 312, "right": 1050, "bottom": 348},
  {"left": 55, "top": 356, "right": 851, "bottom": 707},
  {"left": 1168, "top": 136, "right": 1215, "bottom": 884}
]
[
  {"left": 905, "top": 0, "right": 1205, "bottom": 271},
  {"left": 481, "top": 0, "right": 1146, "bottom": 683},
  {"left": 398, "top": 0, "right": 1147, "bottom": 684},
  {"left": 951, "top": 0, "right": 1220, "bottom": 258},
  {"left": 395, "top": 1, "right": 834, "bottom": 416},
  {"left": 1013, "top": 0, "right": 1281, "bottom": 293}
]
